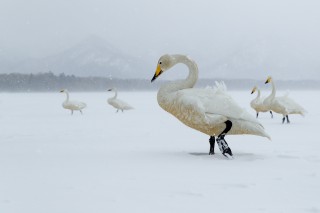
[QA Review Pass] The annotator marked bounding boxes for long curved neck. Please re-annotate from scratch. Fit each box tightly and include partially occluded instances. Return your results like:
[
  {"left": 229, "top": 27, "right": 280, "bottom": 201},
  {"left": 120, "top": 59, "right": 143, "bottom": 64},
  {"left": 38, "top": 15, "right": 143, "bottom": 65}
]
[
  {"left": 111, "top": 89, "right": 118, "bottom": 99},
  {"left": 265, "top": 79, "right": 276, "bottom": 102},
  {"left": 256, "top": 89, "right": 261, "bottom": 99},
  {"left": 65, "top": 91, "right": 69, "bottom": 102},
  {"left": 269, "top": 80, "right": 276, "bottom": 99},
  {"left": 160, "top": 55, "right": 198, "bottom": 94}
]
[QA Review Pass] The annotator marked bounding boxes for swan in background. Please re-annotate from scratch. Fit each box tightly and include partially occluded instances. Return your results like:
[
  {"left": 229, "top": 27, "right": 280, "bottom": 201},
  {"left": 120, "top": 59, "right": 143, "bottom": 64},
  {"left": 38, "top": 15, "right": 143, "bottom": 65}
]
[
  {"left": 60, "top": 89, "right": 86, "bottom": 115},
  {"left": 151, "top": 54, "right": 270, "bottom": 158},
  {"left": 264, "top": 76, "right": 306, "bottom": 123},
  {"left": 107, "top": 88, "right": 134, "bottom": 112},
  {"left": 250, "top": 86, "right": 273, "bottom": 118}
]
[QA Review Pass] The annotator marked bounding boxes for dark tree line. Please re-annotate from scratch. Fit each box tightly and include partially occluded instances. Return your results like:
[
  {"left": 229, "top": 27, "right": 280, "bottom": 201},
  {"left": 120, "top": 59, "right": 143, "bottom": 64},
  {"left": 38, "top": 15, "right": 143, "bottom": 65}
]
[
  {"left": 0, "top": 72, "right": 319, "bottom": 92},
  {"left": 0, "top": 72, "right": 161, "bottom": 92}
]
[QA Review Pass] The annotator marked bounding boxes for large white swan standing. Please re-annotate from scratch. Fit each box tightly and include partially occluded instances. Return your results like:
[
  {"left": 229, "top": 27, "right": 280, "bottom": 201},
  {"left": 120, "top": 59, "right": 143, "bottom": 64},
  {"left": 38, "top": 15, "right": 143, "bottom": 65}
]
[
  {"left": 151, "top": 54, "right": 270, "bottom": 158},
  {"left": 263, "top": 76, "right": 306, "bottom": 123},
  {"left": 250, "top": 86, "right": 273, "bottom": 118},
  {"left": 60, "top": 89, "right": 86, "bottom": 115},
  {"left": 107, "top": 88, "right": 134, "bottom": 112}
]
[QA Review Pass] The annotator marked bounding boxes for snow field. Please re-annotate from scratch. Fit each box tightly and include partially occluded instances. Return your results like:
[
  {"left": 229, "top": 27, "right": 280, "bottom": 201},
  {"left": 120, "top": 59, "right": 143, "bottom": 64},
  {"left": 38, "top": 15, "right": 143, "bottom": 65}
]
[{"left": 0, "top": 90, "right": 319, "bottom": 213}]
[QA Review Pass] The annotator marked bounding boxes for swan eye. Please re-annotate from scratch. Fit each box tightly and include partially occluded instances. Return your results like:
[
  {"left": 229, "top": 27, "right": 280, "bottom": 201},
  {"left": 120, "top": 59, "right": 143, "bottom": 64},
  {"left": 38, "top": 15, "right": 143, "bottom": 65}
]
[{"left": 159, "top": 61, "right": 162, "bottom": 64}]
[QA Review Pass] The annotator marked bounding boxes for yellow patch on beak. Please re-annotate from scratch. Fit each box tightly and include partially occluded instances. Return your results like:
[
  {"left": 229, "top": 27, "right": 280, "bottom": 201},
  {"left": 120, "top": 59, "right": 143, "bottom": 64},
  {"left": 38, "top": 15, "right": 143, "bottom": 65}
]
[
  {"left": 265, "top": 77, "right": 271, "bottom": 84},
  {"left": 251, "top": 87, "right": 256, "bottom": 94},
  {"left": 151, "top": 64, "right": 163, "bottom": 82}
]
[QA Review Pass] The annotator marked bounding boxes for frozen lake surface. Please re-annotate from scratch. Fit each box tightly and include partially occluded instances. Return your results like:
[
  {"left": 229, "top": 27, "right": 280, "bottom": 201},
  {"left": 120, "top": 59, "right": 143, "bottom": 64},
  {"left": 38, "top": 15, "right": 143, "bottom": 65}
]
[{"left": 0, "top": 90, "right": 319, "bottom": 213}]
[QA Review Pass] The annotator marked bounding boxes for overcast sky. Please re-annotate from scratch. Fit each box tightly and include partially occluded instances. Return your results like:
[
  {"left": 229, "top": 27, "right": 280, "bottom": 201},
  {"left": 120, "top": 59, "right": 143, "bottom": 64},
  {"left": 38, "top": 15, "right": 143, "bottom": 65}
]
[{"left": 1, "top": 0, "right": 320, "bottom": 79}]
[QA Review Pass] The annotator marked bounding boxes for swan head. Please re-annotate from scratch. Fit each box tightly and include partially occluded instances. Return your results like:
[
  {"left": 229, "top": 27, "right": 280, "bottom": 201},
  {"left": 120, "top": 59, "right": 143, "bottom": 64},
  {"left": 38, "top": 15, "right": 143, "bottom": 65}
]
[
  {"left": 107, "top": 87, "right": 117, "bottom": 92},
  {"left": 151, "top": 54, "right": 175, "bottom": 82},
  {"left": 60, "top": 89, "right": 68, "bottom": 93},
  {"left": 251, "top": 86, "right": 257, "bottom": 94},
  {"left": 265, "top": 76, "right": 272, "bottom": 84}
]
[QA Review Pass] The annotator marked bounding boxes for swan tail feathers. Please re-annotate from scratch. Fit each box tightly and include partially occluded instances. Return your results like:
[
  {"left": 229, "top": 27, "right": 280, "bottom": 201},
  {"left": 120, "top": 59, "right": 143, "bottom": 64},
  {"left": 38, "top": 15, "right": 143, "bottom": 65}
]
[
  {"left": 300, "top": 108, "right": 307, "bottom": 117},
  {"left": 229, "top": 120, "right": 271, "bottom": 140}
]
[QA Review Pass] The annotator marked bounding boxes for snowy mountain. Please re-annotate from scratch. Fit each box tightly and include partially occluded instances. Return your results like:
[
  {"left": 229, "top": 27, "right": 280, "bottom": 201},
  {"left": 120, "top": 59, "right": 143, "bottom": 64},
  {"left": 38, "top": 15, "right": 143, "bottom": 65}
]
[
  {"left": 1, "top": 37, "right": 319, "bottom": 80},
  {"left": 205, "top": 39, "right": 320, "bottom": 80},
  {"left": 0, "top": 36, "right": 149, "bottom": 78},
  {"left": 0, "top": 47, "right": 27, "bottom": 74}
]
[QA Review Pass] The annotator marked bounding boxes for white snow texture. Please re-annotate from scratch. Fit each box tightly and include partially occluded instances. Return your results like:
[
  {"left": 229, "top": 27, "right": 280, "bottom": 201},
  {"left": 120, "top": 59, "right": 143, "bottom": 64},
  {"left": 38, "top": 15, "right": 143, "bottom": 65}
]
[{"left": 0, "top": 90, "right": 319, "bottom": 213}]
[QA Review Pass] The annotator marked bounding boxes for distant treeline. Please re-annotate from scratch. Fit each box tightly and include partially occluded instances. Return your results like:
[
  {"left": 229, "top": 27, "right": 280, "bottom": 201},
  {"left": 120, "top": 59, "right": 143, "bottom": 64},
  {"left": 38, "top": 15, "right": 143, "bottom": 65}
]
[
  {"left": 0, "top": 72, "right": 319, "bottom": 92},
  {"left": 0, "top": 72, "right": 159, "bottom": 92}
]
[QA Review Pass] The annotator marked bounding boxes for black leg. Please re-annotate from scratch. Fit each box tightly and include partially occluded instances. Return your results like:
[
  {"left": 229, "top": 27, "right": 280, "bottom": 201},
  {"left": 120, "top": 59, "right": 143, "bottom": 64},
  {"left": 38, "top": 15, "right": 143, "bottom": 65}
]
[
  {"left": 256, "top": 112, "right": 259, "bottom": 118},
  {"left": 282, "top": 116, "right": 285, "bottom": 124},
  {"left": 209, "top": 136, "right": 215, "bottom": 155},
  {"left": 286, "top": 115, "right": 290, "bottom": 123},
  {"left": 270, "top": 111, "right": 273, "bottom": 118},
  {"left": 216, "top": 120, "right": 233, "bottom": 158}
]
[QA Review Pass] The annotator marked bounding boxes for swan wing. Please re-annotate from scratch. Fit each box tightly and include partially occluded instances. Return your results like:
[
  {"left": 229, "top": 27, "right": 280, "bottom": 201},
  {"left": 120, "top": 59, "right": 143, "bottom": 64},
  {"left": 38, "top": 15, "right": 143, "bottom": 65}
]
[
  {"left": 70, "top": 101, "right": 86, "bottom": 108},
  {"left": 64, "top": 101, "right": 86, "bottom": 109},
  {"left": 108, "top": 99, "right": 133, "bottom": 109},
  {"left": 176, "top": 87, "right": 259, "bottom": 125},
  {"left": 116, "top": 99, "right": 134, "bottom": 109},
  {"left": 275, "top": 96, "right": 306, "bottom": 115}
]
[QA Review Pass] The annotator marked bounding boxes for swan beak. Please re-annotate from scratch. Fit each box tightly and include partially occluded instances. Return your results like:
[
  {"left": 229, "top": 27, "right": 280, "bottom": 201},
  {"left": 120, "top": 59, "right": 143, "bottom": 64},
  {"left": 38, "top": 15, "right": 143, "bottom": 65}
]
[
  {"left": 265, "top": 77, "right": 271, "bottom": 84},
  {"left": 151, "top": 64, "right": 163, "bottom": 82},
  {"left": 59, "top": 90, "right": 64, "bottom": 93},
  {"left": 107, "top": 89, "right": 112, "bottom": 91},
  {"left": 251, "top": 87, "right": 256, "bottom": 94}
]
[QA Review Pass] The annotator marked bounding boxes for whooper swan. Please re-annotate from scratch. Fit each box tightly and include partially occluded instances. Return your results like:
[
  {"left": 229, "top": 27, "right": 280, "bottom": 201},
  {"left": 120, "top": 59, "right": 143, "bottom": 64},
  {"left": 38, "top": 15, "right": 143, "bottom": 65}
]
[
  {"left": 264, "top": 76, "right": 306, "bottom": 123},
  {"left": 250, "top": 86, "right": 273, "bottom": 118},
  {"left": 60, "top": 89, "right": 86, "bottom": 115},
  {"left": 107, "top": 88, "right": 134, "bottom": 112},
  {"left": 151, "top": 54, "right": 270, "bottom": 158}
]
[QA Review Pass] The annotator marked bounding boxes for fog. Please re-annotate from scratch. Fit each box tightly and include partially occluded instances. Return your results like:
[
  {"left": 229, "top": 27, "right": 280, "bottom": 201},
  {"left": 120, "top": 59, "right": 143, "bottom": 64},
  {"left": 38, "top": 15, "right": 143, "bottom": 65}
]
[{"left": 1, "top": 0, "right": 320, "bottom": 80}]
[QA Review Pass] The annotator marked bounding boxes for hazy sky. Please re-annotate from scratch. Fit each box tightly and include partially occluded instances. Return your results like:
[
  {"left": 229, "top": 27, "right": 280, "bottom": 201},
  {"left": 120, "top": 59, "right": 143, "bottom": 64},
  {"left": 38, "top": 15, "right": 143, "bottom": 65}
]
[{"left": 1, "top": 0, "right": 320, "bottom": 79}]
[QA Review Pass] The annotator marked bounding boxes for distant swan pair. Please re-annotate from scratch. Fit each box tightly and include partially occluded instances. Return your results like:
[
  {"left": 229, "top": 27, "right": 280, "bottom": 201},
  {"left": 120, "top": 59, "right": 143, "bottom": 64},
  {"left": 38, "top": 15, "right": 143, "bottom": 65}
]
[
  {"left": 151, "top": 54, "right": 270, "bottom": 158},
  {"left": 250, "top": 77, "right": 306, "bottom": 123},
  {"left": 60, "top": 88, "right": 133, "bottom": 114}
]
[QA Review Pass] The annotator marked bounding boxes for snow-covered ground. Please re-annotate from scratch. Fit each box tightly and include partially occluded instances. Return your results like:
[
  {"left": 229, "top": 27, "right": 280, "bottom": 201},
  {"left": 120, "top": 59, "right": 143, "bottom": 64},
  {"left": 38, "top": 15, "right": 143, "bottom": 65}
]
[{"left": 0, "top": 90, "right": 319, "bottom": 213}]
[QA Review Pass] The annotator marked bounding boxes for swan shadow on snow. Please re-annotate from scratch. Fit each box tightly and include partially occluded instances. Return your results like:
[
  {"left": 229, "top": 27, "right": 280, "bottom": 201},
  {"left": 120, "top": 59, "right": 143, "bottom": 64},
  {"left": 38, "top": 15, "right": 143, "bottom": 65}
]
[{"left": 189, "top": 152, "right": 266, "bottom": 161}]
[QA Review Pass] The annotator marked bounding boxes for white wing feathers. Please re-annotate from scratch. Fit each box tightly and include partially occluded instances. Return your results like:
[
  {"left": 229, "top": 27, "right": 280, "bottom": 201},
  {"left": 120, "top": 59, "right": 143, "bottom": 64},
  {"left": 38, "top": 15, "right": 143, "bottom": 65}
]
[
  {"left": 275, "top": 96, "right": 306, "bottom": 115},
  {"left": 65, "top": 101, "right": 86, "bottom": 109},
  {"left": 175, "top": 81, "right": 260, "bottom": 125}
]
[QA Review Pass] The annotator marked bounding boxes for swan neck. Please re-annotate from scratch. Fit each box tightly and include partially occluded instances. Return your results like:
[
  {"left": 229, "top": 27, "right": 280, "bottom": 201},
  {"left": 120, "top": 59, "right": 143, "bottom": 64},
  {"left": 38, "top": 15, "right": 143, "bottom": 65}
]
[
  {"left": 270, "top": 80, "right": 276, "bottom": 98},
  {"left": 266, "top": 80, "right": 276, "bottom": 100},
  {"left": 65, "top": 91, "right": 69, "bottom": 102},
  {"left": 174, "top": 54, "right": 198, "bottom": 88},
  {"left": 162, "top": 55, "right": 198, "bottom": 92},
  {"left": 257, "top": 89, "right": 261, "bottom": 99},
  {"left": 112, "top": 89, "right": 118, "bottom": 99}
]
